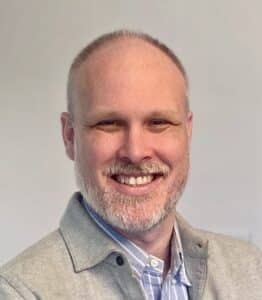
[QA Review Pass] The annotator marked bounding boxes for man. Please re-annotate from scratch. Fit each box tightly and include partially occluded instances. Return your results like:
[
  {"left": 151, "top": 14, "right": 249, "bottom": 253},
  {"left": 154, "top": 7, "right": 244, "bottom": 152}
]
[{"left": 0, "top": 30, "right": 261, "bottom": 299}]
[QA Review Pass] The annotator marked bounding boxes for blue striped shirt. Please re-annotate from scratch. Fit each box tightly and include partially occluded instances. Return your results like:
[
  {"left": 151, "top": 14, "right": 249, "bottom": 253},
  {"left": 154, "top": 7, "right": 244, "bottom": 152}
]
[{"left": 83, "top": 201, "right": 191, "bottom": 300}]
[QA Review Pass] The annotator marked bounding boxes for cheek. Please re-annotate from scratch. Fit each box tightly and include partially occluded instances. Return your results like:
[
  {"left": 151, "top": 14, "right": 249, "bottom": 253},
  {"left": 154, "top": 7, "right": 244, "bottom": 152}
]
[
  {"left": 153, "top": 133, "right": 189, "bottom": 166},
  {"left": 80, "top": 133, "right": 121, "bottom": 170}
]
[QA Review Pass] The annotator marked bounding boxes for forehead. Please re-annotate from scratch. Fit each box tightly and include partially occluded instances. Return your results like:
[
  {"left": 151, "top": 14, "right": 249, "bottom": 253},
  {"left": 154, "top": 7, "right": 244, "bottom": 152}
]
[{"left": 73, "top": 38, "right": 187, "bottom": 116}]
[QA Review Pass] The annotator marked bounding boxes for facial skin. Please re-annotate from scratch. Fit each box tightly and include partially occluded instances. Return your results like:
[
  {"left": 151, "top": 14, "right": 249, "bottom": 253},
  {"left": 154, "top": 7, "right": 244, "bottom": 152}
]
[{"left": 61, "top": 38, "right": 192, "bottom": 234}]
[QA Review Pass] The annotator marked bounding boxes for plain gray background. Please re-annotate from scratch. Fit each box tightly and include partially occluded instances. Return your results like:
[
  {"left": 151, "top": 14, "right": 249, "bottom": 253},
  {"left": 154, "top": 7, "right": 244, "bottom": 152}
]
[{"left": 1, "top": 0, "right": 261, "bottom": 265}]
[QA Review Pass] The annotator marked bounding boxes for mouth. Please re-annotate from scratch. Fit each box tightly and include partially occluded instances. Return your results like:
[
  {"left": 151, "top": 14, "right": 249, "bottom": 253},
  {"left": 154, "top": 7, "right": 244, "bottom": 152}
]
[
  {"left": 110, "top": 173, "right": 164, "bottom": 187},
  {"left": 104, "top": 164, "right": 169, "bottom": 196}
]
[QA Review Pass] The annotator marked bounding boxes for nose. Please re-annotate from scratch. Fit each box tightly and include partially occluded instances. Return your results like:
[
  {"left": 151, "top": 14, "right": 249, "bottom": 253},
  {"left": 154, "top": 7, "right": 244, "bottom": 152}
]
[{"left": 118, "top": 125, "right": 153, "bottom": 164}]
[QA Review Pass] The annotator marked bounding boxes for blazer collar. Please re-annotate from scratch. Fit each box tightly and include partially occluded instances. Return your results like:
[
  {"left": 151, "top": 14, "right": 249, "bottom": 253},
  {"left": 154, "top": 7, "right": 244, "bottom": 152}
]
[
  {"left": 59, "top": 192, "right": 124, "bottom": 272},
  {"left": 176, "top": 213, "right": 209, "bottom": 300},
  {"left": 176, "top": 213, "right": 209, "bottom": 259}
]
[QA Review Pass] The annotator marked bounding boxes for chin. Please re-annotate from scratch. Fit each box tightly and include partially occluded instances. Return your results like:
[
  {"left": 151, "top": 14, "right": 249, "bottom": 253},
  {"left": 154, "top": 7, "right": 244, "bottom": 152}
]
[{"left": 80, "top": 181, "right": 181, "bottom": 233}]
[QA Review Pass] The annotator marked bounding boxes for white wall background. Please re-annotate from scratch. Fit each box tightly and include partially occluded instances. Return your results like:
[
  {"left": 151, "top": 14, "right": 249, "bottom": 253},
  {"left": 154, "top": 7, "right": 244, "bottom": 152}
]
[{"left": 0, "top": 0, "right": 261, "bottom": 265}]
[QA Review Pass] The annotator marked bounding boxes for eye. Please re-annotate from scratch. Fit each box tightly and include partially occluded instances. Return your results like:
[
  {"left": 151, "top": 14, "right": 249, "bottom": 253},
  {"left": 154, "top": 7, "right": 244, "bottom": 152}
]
[
  {"left": 150, "top": 119, "right": 170, "bottom": 125},
  {"left": 147, "top": 119, "right": 172, "bottom": 132},
  {"left": 93, "top": 119, "right": 123, "bottom": 132}
]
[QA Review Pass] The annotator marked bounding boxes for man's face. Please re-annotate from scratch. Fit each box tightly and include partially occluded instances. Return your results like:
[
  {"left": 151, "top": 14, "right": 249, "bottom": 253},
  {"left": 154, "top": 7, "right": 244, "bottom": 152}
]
[{"left": 62, "top": 39, "right": 192, "bottom": 233}]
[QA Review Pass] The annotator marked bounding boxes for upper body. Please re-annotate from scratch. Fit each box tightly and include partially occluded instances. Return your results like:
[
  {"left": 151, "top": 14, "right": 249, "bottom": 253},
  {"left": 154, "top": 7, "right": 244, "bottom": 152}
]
[
  {"left": 1, "top": 30, "right": 261, "bottom": 299},
  {"left": 1, "top": 192, "right": 261, "bottom": 300}
]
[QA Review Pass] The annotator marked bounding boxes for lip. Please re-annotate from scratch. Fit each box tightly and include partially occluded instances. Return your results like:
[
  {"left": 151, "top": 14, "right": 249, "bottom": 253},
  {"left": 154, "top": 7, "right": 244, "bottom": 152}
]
[{"left": 107, "top": 175, "right": 164, "bottom": 196}]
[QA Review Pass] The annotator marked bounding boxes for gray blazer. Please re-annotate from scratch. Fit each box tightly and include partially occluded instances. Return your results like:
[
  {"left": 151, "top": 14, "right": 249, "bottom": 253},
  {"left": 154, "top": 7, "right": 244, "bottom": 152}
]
[{"left": 1, "top": 193, "right": 262, "bottom": 299}]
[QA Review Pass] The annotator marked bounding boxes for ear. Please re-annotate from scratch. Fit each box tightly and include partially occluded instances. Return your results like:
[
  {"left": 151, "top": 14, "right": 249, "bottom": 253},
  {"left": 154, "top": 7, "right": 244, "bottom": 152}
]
[
  {"left": 61, "top": 112, "right": 75, "bottom": 160},
  {"left": 186, "top": 111, "right": 193, "bottom": 143}
]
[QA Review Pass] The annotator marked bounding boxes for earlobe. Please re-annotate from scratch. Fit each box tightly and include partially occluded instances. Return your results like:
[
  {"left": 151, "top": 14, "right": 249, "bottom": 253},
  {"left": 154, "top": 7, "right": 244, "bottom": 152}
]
[{"left": 61, "top": 112, "right": 75, "bottom": 160}]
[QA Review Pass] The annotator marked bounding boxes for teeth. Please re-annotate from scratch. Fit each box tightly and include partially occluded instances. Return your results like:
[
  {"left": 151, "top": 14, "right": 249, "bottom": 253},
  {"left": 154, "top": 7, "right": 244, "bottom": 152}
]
[
  {"left": 136, "top": 177, "right": 143, "bottom": 185},
  {"left": 129, "top": 177, "right": 136, "bottom": 185},
  {"left": 115, "top": 175, "right": 154, "bottom": 186}
]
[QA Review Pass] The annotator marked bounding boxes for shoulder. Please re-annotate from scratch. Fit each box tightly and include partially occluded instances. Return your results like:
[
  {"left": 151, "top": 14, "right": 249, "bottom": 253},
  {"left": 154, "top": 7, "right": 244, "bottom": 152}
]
[
  {"left": 200, "top": 228, "right": 261, "bottom": 259},
  {"left": 0, "top": 230, "right": 69, "bottom": 299},
  {"left": 177, "top": 213, "right": 262, "bottom": 275},
  {"left": 177, "top": 213, "right": 261, "bottom": 262},
  {"left": 1, "top": 230, "right": 67, "bottom": 274},
  {"left": 196, "top": 227, "right": 262, "bottom": 278}
]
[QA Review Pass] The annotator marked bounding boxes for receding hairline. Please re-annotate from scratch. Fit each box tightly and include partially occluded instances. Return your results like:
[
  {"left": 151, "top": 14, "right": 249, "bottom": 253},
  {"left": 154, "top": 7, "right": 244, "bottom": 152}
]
[{"left": 67, "top": 29, "right": 189, "bottom": 116}]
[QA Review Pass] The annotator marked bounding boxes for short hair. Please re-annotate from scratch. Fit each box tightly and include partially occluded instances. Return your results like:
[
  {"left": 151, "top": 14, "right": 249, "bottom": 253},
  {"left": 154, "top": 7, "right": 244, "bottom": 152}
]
[{"left": 67, "top": 29, "right": 189, "bottom": 116}]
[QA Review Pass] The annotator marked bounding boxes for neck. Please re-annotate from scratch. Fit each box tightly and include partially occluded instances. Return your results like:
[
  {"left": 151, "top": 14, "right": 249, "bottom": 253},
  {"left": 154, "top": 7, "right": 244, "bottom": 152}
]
[{"left": 117, "top": 211, "right": 176, "bottom": 275}]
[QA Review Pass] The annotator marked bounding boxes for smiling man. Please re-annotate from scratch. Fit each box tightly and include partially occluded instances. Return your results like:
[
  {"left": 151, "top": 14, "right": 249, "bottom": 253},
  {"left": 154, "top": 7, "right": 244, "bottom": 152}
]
[
  {"left": 1, "top": 30, "right": 262, "bottom": 300},
  {"left": 63, "top": 33, "right": 191, "bottom": 237}
]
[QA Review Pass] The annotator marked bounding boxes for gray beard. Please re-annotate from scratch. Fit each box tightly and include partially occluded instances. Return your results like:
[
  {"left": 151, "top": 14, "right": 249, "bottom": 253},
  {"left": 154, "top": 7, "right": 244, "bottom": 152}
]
[{"left": 74, "top": 158, "right": 189, "bottom": 233}]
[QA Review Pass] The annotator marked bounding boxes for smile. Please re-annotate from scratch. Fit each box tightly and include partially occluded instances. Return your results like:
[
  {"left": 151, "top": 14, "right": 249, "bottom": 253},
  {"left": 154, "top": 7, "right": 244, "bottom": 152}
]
[
  {"left": 115, "top": 175, "right": 154, "bottom": 186},
  {"left": 110, "top": 173, "right": 164, "bottom": 187}
]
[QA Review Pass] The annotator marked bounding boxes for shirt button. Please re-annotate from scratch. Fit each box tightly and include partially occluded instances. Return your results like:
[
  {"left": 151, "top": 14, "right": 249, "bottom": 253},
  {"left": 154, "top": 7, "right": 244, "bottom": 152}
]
[
  {"left": 150, "top": 258, "right": 159, "bottom": 268},
  {"left": 116, "top": 255, "right": 124, "bottom": 266}
]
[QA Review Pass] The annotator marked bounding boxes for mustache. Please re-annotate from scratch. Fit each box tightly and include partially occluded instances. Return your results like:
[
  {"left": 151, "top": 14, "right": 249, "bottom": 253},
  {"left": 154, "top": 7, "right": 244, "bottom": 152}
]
[{"left": 104, "top": 161, "right": 170, "bottom": 176}]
